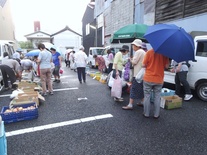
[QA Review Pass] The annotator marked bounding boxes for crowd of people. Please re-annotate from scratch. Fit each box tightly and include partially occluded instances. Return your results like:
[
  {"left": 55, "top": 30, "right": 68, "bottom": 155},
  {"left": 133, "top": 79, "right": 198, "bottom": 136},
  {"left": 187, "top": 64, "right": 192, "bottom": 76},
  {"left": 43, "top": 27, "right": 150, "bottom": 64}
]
[
  {"left": 0, "top": 43, "right": 63, "bottom": 96},
  {"left": 109, "top": 39, "right": 193, "bottom": 119},
  {"left": 0, "top": 41, "right": 193, "bottom": 118}
]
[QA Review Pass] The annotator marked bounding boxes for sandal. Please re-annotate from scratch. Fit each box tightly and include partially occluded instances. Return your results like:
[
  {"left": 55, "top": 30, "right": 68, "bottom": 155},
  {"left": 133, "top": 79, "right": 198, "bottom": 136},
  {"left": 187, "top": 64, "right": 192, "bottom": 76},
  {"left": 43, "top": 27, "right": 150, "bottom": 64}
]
[
  {"left": 153, "top": 116, "right": 160, "bottom": 119},
  {"left": 122, "top": 106, "right": 133, "bottom": 110},
  {"left": 143, "top": 114, "right": 149, "bottom": 118},
  {"left": 137, "top": 103, "right": 143, "bottom": 107}
]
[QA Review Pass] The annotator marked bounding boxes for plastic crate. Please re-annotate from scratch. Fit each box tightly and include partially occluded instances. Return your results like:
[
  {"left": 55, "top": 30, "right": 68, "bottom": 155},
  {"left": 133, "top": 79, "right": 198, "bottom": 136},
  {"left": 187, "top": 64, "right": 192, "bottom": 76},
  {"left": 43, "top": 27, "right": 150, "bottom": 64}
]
[
  {"left": 161, "top": 89, "right": 175, "bottom": 96},
  {"left": 150, "top": 88, "right": 175, "bottom": 103},
  {"left": 0, "top": 103, "right": 38, "bottom": 124},
  {"left": 0, "top": 121, "right": 7, "bottom": 155}
]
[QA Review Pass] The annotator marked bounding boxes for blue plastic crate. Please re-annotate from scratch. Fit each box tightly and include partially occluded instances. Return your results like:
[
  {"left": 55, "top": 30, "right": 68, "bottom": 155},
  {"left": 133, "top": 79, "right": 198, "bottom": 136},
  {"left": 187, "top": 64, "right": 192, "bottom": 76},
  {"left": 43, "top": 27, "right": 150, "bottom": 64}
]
[
  {"left": 0, "top": 121, "right": 7, "bottom": 155},
  {"left": 161, "top": 88, "right": 175, "bottom": 96},
  {"left": 0, "top": 103, "right": 38, "bottom": 124},
  {"left": 150, "top": 88, "right": 175, "bottom": 103}
]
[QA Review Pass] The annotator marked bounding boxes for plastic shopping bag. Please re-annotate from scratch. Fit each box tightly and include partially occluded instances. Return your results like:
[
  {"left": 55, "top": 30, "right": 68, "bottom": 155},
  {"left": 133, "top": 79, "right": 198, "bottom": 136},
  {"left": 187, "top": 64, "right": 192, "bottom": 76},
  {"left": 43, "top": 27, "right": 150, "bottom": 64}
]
[
  {"left": 59, "top": 68, "right": 64, "bottom": 75},
  {"left": 111, "top": 76, "right": 122, "bottom": 98},
  {"left": 71, "top": 62, "right": 77, "bottom": 70},
  {"left": 99, "top": 74, "right": 107, "bottom": 83},
  {"left": 135, "top": 68, "right": 145, "bottom": 83}
]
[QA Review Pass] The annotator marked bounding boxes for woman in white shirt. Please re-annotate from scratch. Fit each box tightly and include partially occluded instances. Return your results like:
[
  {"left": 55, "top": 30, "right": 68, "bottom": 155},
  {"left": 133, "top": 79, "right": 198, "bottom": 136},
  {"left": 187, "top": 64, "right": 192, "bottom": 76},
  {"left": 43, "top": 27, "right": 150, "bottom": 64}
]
[{"left": 74, "top": 46, "right": 87, "bottom": 83}]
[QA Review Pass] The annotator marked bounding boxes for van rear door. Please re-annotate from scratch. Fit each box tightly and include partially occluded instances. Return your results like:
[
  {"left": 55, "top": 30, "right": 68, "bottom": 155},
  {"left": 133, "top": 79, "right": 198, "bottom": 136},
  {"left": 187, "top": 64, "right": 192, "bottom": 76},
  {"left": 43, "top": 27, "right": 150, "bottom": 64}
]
[{"left": 187, "top": 38, "right": 207, "bottom": 88}]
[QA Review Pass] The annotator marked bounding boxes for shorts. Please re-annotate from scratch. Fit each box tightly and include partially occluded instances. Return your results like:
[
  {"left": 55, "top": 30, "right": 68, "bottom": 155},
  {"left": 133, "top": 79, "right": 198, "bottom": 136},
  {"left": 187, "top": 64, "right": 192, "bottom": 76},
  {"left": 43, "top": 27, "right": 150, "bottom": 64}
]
[{"left": 53, "top": 66, "right": 60, "bottom": 76}]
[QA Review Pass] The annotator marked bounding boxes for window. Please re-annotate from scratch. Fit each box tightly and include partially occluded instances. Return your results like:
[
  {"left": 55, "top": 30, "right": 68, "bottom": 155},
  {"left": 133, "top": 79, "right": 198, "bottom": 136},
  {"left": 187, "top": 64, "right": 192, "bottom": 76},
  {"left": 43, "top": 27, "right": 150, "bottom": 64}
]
[
  {"left": 92, "top": 49, "right": 104, "bottom": 55},
  {"left": 196, "top": 41, "right": 207, "bottom": 57},
  {"left": 2, "top": 45, "right": 6, "bottom": 56},
  {"left": 155, "top": 0, "right": 207, "bottom": 23},
  {"left": 86, "top": 24, "right": 90, "bottom": 35}
]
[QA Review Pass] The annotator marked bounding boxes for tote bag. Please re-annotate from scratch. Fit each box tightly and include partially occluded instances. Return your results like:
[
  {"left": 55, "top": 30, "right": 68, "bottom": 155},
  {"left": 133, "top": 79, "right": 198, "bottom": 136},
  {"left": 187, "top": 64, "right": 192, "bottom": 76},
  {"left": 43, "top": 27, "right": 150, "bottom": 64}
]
[
  {"left": 135, "top": 68, "right": 145, "bottom": 83},
  {"left": 111, "top": 76, "right": 122, "bottom": 98}
]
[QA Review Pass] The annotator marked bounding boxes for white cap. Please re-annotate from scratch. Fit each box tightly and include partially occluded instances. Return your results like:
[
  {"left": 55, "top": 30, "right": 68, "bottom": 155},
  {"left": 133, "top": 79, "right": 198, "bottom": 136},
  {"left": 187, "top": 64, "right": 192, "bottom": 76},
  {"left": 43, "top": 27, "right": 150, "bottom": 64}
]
[
  {"left": 131, "top": 39, "right": 142, "bottom": 47},
  {"left": 79, "top": 45, "right": 84, "bottom": 50}
]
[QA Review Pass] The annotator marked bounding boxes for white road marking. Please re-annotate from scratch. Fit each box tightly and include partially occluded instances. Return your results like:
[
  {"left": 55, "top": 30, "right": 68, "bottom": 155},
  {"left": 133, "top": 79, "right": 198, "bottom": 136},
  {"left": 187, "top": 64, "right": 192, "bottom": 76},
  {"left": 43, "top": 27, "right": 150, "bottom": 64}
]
[
  {"left": 61, "top": 82, "right": 69, "bottom": 84},
  {"left": 59, "top": 75, "right": 73, "bottom": 78},
  {"left": 53, "top": 87, "right": 78, "bottom": 91},
  {"left": 6, "top": 114, "right": 113, "bottom": 137},
  {"left": 0, "top": 94, "right": 10, "bottom": 97},
  {"left": 0, "top": 87, "right": 79, "bottom": 98}
]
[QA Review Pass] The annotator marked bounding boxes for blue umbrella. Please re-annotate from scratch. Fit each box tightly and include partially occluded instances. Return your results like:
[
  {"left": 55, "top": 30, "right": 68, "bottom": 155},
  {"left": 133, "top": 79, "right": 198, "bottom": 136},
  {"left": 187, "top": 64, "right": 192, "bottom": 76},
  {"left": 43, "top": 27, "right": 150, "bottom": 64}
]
[
  {"left": 144, "top": 24, "right": 195, "bottom": 63},
  {"left": 26, "top": 49, "right": 40, "bottom": 57}
]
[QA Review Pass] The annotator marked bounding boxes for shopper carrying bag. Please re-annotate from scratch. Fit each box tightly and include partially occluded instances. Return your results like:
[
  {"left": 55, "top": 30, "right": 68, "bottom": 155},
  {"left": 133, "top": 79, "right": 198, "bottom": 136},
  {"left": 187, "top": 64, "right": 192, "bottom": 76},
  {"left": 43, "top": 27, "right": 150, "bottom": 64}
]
[
  {"left": 111, "top": 75, "right": 122, "bottom": 99},
  {"left": 135, "top": 67, "right": 145, "bottom": 83}
]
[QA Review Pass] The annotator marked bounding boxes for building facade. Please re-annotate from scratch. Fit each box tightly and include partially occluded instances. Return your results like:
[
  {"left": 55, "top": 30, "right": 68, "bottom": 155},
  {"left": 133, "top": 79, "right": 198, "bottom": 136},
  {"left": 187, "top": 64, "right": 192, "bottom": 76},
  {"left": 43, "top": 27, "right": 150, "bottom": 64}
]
[
  {"left": 24, "top": 31, "right": 51, "bottom": 48},
  {"left": 25, "top": 22, "right": 82, "bottom": 56},
  {"left": 82, "top": 2, "right": 96, "bottom": 55},
  {"left": 82, "top": 0, "right": 207, "bottom": 49},
  {"left": 51, "top": 26, "right": 82, "bottom": 55},
  {"left": 0, "top": 0, "right": 16, "bottom": 45},
  {"left": 103, "top": 0, "right": 134, "bottom": 46},
  {"left": 154, "top": 0, "right": 207, "bottom": 35}
]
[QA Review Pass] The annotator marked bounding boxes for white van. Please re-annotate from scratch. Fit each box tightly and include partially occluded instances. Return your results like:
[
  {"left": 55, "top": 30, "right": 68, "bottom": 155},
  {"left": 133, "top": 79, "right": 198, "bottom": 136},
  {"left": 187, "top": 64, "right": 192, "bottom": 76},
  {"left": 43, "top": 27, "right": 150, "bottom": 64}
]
[
  {"left": 0, "top": 40, "right": 15, "bottom": 63},
  {"left": 87, "top": 47, "right": 105, "bottom": 68},
  {"left": 0, "top": 40, "right": 15, "bottom": 90},
  {"left": 164, "top": 35, "right": 207, "bottom": 101}
]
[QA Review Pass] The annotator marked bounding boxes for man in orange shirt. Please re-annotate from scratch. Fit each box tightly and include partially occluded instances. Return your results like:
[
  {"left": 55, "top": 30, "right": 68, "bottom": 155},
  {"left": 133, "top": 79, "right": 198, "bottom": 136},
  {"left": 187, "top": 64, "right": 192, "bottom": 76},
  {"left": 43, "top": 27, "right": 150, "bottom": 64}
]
[{"left": 142, "top": 49, "right": 169, "bottom": 119}]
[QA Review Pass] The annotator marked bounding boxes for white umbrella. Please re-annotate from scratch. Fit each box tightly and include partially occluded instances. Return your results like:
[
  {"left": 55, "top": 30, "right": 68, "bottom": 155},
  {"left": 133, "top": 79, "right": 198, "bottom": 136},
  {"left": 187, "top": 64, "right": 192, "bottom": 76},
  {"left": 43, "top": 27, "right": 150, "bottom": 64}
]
[
  {"left": 66, "top": 49, "right": 73, "bottom": 54},
  {"left": 42, "top": 42, "right": 55, "bottom": 50}
]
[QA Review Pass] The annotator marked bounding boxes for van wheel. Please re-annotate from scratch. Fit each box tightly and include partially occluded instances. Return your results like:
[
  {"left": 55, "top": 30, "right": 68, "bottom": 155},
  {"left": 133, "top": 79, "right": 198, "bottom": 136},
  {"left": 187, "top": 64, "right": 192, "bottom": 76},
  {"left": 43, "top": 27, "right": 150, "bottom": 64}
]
[{"left": 196, "top": 82, "right": 207, "bottom": 101}]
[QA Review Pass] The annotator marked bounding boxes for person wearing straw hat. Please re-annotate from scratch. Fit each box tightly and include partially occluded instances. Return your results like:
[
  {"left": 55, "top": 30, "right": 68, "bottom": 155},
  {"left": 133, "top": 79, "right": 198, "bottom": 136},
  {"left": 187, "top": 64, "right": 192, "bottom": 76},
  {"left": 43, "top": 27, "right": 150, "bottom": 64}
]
[{"left": 122, "top": 39, "right": 145, "bottom": 110}]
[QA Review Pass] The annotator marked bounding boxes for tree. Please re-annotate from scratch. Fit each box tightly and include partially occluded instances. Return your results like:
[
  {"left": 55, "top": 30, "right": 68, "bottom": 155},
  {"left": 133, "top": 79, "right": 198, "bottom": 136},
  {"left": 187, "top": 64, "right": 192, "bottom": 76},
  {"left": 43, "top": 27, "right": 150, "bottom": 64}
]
[{"left": 18, "top": 41, "right": 33, "bottom": 49}]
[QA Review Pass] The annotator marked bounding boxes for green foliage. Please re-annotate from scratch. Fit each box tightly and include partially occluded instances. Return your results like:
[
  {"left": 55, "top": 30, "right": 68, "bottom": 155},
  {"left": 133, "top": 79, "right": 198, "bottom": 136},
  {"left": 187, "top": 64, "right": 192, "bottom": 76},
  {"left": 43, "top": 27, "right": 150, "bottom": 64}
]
[{"left": 18, "top": 41, "right": 33, "bottom": 49}]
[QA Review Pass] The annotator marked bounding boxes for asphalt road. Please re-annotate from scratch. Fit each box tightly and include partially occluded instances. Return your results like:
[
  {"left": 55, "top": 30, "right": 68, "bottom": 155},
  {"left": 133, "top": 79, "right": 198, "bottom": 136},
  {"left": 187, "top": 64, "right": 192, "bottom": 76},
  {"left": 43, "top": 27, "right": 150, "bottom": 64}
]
[{"left": 1, "top": 66, "right": 207, "bottom": 155}]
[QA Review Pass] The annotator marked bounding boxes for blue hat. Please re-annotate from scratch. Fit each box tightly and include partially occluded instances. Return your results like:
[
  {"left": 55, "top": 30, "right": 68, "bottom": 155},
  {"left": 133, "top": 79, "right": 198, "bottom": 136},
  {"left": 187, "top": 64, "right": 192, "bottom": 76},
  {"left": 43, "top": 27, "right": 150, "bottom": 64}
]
[{"left": 16, "top": 48, "right": 22, "bottom": 52}]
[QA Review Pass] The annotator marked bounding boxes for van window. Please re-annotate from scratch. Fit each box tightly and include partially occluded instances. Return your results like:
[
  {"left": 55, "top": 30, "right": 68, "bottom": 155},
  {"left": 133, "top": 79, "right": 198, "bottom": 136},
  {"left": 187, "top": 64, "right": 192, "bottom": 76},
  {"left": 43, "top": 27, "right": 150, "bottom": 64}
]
[
  {"left": 196, "top": 41, "right": 207, "bottom": 57},
  {"left": 1, "top": 45, "right": 6, "bottom": 57},
  {"left": 102, "top": 47, "right": 121, "bottom": 55},
  {"left": 92, "top": 49, "right": 104, "bottom": 55},
  {"left": 1, "top": 44, "right": 14, "bottom": 58}
]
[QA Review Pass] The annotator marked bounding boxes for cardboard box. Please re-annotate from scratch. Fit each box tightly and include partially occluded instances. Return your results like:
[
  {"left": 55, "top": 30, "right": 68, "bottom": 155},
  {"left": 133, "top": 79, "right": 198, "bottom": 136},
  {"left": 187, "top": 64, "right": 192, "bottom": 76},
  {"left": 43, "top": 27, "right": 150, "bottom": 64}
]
[
  {"left": 10, "top": 91, "right": 45, "bottom": 107},
  {"left": 161, "top": 95, "right": 182, "bottom": 109},
  {"left": 151, "top": 89, "right": 176, "bottom": 103},
  {"left": 14, "top": 81, "right": 42, "bottom": 91}
]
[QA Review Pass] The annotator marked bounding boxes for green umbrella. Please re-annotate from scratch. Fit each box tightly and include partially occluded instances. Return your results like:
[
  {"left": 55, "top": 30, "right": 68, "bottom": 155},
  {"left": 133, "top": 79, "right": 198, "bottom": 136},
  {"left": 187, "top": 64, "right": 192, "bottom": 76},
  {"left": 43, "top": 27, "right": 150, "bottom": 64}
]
[{"left": 111, "top": 24, "right": 148, "bottom": 43}]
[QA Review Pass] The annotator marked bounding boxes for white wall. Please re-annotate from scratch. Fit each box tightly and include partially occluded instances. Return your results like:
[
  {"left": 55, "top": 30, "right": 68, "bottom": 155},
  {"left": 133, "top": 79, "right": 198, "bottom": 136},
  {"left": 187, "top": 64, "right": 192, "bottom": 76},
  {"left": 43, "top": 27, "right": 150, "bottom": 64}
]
[
  {"left": 166, "top": 13, "right": 207, "bottom": 33},
  {"left": 53, "top": 31, "right": 82, "bottom": 57}
]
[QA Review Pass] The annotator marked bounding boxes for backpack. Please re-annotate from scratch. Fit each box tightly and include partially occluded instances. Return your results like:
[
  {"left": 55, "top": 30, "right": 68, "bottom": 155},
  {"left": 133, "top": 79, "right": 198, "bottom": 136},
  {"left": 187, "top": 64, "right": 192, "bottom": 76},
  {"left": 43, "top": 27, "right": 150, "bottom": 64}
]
[{"left": 185, "top": 61, "right": 191, "bottom": 68}]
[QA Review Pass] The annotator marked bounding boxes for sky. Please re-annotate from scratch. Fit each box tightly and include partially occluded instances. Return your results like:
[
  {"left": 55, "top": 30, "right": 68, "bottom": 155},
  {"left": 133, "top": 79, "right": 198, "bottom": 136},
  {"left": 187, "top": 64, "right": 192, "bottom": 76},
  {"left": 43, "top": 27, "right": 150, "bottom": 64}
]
[{"left": 10, "top": 0, "right": 91, "bottom": 41}]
